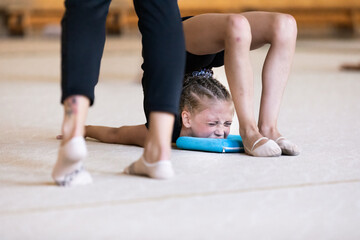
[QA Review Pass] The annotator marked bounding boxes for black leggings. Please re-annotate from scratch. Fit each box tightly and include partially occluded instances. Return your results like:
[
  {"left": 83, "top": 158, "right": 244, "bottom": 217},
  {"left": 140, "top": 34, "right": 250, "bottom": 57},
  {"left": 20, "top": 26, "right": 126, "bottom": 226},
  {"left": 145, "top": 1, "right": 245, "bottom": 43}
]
[{"left": 61, "top": 0, "right": 185, "bottom": 119}]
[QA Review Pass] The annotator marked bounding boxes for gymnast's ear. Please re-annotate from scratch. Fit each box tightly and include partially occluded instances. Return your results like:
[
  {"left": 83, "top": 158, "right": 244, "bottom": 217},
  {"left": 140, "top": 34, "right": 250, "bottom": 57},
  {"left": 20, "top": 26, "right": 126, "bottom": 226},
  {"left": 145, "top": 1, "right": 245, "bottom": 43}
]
[{"left": 181, "top": 110, "right": 192, "bottom": 128}]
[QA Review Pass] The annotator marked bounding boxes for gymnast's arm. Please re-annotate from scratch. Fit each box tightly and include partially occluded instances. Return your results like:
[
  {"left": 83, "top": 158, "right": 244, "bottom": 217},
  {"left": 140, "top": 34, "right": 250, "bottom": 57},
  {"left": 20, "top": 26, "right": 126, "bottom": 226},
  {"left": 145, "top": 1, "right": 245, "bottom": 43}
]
[{"left": 85, "top": 124, "right": 147, "bottom": 147}]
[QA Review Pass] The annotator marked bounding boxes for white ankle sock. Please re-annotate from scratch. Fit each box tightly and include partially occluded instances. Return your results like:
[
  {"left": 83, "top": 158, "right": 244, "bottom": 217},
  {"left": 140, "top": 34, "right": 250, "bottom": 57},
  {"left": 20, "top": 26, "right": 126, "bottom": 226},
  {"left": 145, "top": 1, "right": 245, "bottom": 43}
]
[
  {"left": 124, "top": 155, "right": 174, "bottom": 179},
  {"left": 52, "top": 136, "right": 92, "bottom": 186},
  {"left": 245, "top": 137, "right": 282, "bottom": 157},
  {"left": 276, "top": 137, "right": 300, "bottom": 156}
]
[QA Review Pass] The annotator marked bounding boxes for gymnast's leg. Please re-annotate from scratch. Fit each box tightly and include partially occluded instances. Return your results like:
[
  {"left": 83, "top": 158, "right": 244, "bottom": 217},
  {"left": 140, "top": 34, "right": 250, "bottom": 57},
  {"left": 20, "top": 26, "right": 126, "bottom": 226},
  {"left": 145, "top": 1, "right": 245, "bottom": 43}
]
[
  {"left": 124, "top": 0, "right": 185, "bottom": 178},
  {"left": 52, "top": 0, "right": 111, "bottom": 186},
  {"left": 241, "top": 12, "right": 300, "bottom": 155}
]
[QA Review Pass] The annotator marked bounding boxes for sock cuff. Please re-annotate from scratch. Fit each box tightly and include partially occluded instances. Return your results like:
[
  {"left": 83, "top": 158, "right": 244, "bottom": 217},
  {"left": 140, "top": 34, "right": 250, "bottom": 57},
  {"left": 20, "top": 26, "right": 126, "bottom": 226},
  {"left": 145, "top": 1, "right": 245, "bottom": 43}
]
[
  {"left": 140, "top": 155, "right": 172, "bottom": 168},
  {"left": 60, "top": 136, "right": 87, "bottom": 162}
]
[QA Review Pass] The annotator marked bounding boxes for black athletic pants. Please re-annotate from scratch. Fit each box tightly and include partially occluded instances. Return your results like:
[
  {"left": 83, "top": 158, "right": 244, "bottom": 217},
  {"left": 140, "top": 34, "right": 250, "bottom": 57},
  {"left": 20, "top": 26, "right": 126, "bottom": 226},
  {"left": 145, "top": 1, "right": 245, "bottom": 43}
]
[{"left": 61, "top": 0, "right": 185, "bottom": 120}]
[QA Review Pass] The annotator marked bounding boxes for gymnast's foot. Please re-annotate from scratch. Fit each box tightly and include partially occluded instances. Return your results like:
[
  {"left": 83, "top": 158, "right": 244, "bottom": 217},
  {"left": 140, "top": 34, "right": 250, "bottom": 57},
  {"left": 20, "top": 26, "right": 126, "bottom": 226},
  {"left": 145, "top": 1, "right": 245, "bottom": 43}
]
[
  {"left": 241, "top": 129, "right": 281, "bottom": 157},
  {"left": 52, "top": 136, "right": 92, "bottom": 186},
  {"left": 275, "top": 137, "right": 300, "bottom": 156},
  {"left": 259, "top": 127, "right": 300, "bottom": 156}
]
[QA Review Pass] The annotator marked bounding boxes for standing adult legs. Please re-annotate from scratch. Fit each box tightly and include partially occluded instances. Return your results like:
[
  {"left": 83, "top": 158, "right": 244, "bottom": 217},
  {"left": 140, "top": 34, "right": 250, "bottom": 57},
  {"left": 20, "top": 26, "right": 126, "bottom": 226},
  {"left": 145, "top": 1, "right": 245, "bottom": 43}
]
[
  {"left": 124, "top": 0, "right": 185, "bottom": 178},
  {"left": 52, "top": 0, "right": 111, "bottom": 186}
]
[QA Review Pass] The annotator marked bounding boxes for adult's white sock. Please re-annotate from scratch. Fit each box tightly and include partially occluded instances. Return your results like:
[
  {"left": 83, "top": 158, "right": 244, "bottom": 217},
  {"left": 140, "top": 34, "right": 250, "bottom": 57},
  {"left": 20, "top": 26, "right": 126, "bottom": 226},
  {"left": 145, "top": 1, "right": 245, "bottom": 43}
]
[
  {"left": 52, "top": 136, "right": 92, "bottom": 186},
  {"left": 124, "top": 155, "right": 174, "bottom": 179}
]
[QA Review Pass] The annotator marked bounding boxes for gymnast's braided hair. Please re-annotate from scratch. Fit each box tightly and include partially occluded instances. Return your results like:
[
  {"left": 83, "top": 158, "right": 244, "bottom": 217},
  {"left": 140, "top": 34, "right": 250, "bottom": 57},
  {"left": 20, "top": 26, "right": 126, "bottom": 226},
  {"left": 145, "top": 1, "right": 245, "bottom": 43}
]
[{"left": 180, "top": 68, "right": 232, "bottom": 114}]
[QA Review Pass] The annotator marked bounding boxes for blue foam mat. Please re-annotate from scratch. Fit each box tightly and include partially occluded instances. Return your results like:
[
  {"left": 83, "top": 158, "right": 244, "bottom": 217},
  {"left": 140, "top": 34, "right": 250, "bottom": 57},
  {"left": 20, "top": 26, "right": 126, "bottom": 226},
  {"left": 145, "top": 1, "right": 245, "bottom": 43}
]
[{"left": 176, "top": 135, "right": 244, "bottom": 153}]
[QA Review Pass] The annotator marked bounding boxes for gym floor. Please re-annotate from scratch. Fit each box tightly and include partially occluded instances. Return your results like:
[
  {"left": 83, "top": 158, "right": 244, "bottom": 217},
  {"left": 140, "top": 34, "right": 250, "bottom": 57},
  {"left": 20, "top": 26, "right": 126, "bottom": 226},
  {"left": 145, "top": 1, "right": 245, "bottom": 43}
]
[{"left": 0, "top": 35, "right": 360, "bottom": 239}]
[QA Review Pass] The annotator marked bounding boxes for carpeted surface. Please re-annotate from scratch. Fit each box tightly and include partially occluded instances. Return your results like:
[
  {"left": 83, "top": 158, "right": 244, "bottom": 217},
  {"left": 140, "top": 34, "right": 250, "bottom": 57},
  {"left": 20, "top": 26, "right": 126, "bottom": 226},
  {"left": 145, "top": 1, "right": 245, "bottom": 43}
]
[{"left": 0, "top": 36, "right": 360, "bottom": 240}]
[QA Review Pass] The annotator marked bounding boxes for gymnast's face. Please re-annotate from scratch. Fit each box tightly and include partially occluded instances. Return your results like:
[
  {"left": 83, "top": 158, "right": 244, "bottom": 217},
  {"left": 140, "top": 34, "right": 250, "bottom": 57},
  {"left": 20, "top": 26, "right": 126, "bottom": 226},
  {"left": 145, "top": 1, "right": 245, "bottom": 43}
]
[{"left": 181, "top": 100, "right": 234, "bottom": 139}]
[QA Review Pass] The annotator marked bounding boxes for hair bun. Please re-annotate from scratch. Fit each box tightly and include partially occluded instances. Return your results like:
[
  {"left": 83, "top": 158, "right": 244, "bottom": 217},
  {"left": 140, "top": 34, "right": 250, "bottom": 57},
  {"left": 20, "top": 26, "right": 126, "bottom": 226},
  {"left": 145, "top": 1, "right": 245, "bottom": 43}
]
[
  {"left": 183, "top": 68, "right": 213, "bottom": 88},
  {"left": 191, "top": 68, "right": 213, "bottom": 78}
]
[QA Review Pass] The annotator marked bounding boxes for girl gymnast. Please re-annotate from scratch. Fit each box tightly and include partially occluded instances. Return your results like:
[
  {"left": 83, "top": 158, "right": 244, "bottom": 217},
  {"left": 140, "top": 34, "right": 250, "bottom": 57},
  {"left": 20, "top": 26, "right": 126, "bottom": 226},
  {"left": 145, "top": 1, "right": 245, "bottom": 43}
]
[
  {"left": 181, "top": 12, "right": 300, "bottom": 157},
  {"left": 82, "top": 12, "right": 300, "bottom": 157}
]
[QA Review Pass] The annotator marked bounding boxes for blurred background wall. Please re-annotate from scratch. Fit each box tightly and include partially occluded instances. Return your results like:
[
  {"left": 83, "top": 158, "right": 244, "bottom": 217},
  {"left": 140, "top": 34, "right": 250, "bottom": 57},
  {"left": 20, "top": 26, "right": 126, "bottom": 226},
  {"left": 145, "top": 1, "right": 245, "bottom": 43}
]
[{"left": 0, "top": 0, "right": 359, "bottom": 37}]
